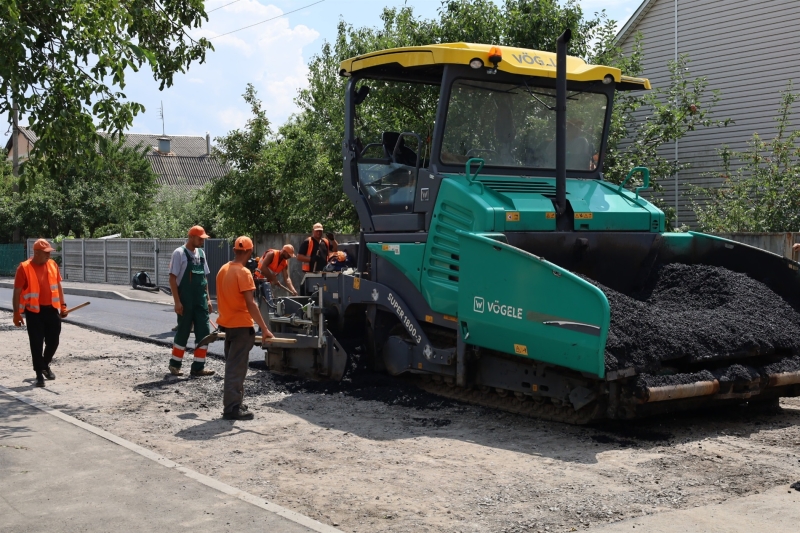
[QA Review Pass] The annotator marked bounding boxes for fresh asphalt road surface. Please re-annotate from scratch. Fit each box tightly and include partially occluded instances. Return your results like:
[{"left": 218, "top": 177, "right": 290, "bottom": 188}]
[{"left": 0, "top": 288, "right": 264, "bottom": 362}]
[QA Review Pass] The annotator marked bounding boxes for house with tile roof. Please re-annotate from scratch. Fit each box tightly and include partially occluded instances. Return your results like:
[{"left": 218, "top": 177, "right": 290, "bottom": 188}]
[
  {"left": 111, "top": 133, "right": 230, "bottom": 190},
  {"left": 4, "top": 126, "right": 38, "bottom": 165},
  {"left": 4, "top": 128, "right": 229, "bottom": 190},
  {"left": 616, "top": 0, "right": 800, "bottom": 227}
]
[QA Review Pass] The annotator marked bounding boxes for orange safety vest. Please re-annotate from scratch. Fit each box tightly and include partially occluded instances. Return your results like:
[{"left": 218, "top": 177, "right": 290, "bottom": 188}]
[
  {"left": 255, "top": 249, "right": 288, "bottom": 279},
  {"left": 19, "top": 259, "right": 61, "bottom": 314},
  {"left": 302, "top": 237, "right": 331, "bottom": 272}
]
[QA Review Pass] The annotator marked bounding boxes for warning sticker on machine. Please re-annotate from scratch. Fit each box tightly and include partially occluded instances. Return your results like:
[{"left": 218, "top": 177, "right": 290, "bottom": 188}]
[
  {"left": 382, "top": 244, "right": 400, "bottom": 255},
  {"left": 574, "top": 213, "right": 593, "bottom": 219},
  {"left": 514, "top": 344, "right": 528, "bottom": 355},
  {"left": 506, "top": 212, "right": 520, "bottom": 222}
]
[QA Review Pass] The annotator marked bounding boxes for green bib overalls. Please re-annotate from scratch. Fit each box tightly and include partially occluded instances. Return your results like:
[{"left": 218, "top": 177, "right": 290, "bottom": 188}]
[{"left": 169, "top": 247, "right": 211, "bottom": 372}]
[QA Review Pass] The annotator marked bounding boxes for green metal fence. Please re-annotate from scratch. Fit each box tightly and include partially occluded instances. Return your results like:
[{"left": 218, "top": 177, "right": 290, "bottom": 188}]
[{"left": 0, "top": 244, "right": 26, "bottom": 276}]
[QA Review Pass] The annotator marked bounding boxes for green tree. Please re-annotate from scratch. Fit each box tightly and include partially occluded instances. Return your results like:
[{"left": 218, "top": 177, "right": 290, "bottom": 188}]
[
  {"left": 202, "top": 84, "right": 289, "bottom": 237},
  {"left": 0, "top": 159, "right": 18, "bottom": 242},
  {"left": 6, "top": 137, "right": 158, "bottom": 239},
  {"left": 692, "top": 84, "right": 800, "bottom": 232},
  {"left": 0, "top": 0, "right": 212, "bottom": 169},
  {"left": 145, "top": 186, "right": 205, "bottom": 238}
]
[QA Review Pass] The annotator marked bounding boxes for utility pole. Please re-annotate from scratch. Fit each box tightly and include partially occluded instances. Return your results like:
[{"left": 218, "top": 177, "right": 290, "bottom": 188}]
[
  {"left": 12, "top": 102, "right": 19, "bottom": 179},
  {"left": 11, "top": 101, "right": 20, "bottom": 242}
]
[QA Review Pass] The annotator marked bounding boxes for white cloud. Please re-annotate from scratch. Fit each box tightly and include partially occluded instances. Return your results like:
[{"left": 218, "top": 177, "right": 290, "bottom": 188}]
[
  {"left": 216, "top": 107, "right": 251, "bottom": 130},
  {"left": 125, "top": 1, "right": 320, "bottom": 139}
]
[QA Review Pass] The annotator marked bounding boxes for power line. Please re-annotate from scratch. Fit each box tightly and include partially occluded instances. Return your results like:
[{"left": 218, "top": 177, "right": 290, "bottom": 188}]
[
  {"left": 209, "top": 0, "right": 326, "bottom": 40},
  {"left": 207, "top": 0, "right": 243, "bottom": 14}
]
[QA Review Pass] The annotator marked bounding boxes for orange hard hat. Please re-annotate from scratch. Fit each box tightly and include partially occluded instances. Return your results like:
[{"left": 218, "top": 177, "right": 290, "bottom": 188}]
[{"left": 282, "top": 244, "right": 296, "bottom": 257}]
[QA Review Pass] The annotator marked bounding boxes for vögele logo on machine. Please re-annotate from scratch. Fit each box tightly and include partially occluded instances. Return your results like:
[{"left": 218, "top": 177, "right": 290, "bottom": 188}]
[{"left": 474, "top": 296, "right": 485, "bottom": 313}]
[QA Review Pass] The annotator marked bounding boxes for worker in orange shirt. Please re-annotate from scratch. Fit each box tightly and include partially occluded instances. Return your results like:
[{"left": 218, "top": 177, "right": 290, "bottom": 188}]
[
  {"left": 12, "top": 239, "right": 68, "bottom": 387},
  {"left": 255, "top": 244, "right": 298, "bottom": 308},
  {"left": 216, "top": 236, "right": 274, "bottom": 420}
]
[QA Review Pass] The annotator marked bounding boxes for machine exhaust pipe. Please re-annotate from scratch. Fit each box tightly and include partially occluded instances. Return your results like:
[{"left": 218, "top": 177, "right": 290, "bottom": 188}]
[{"left": 555, "top": 29, "right": 571, "bottom": 225}]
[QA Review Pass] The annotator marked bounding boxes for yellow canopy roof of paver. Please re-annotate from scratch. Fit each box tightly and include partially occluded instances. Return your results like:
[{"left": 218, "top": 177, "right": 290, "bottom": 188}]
[{"left": 339, "top": 42, "right": 650, "bottom": 90}]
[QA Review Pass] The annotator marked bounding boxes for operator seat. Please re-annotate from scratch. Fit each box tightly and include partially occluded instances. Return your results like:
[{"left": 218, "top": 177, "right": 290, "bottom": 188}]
[{"left": 382, "top": 131, "right": 418, "bottom": 167}]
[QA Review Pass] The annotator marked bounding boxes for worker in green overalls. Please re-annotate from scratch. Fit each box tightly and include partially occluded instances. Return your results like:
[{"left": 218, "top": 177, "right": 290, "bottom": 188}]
[{"left": 168, "top": 225, "right": 214, "bottom": 376}]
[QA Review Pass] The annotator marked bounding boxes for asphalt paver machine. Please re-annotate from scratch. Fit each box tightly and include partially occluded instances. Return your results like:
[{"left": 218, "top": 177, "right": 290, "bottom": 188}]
[{"left": 264, "top": 32, "right": 800, "bottom": 422}]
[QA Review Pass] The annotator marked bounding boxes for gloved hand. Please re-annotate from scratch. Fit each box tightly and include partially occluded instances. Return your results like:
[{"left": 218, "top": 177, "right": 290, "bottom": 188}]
[
  {"left": 60, "top": 306, "right": 68, "bottom": 318},
  {"left": 13, "top": 312, "right": 24, "bottom": 327}
]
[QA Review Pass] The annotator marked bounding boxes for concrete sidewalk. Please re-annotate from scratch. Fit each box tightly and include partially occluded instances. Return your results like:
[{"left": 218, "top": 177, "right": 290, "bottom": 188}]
[
  {"left": 0, "top": 279, "right": 176, "bottom": 305},
  {"left": 0, "top": 389, "right": 338, "bottom": 533},
  {"left": 590, "top": 487, "right": 800, "bottom": 533}
]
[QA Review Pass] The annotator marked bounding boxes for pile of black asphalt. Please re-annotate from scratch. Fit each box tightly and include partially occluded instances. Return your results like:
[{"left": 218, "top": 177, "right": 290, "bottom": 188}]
[{"left": 593, "top": 263, "right": 800, "bottom": 374}]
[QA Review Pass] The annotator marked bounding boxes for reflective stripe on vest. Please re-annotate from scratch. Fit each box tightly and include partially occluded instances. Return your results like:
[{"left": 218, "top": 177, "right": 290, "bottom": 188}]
[
  {"left": 19, "top": 259, "right": 60, "bottom": 313},
  {"left": 302, "top": 237, "right": 329, "bottom": 272}
]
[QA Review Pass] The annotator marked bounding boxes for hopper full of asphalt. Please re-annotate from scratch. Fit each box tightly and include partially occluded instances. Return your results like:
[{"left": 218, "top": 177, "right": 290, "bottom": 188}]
[{"left": 589, "top": 263, "right": 800, "bottom": 374}]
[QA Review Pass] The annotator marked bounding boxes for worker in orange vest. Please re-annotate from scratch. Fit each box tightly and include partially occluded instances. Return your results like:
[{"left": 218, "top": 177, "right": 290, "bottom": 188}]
[
  {"left": 297, "top": 223, "right": 338, "bottom": 273},
  {"left": 12, "top": 239, "right": 68, "bottom": 387},
  {"left": 255, "top": 244, "right": 298, "bottom": 308}
]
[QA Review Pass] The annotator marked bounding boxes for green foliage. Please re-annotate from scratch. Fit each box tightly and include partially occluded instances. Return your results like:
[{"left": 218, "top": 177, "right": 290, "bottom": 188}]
[
  {"left": 2, "top": 137, "right": 159, "bottom": 240},
  {"left": 0, "top": 159, "right": 19, "bottom": 242},
  {"left": 202, "top": 84, "right": 288, "bottom": 237},
  {"left": 0, "top": 0, "right": 212, "bottom": 171},
  {"left": 144, "top": 186, "right": 205, "bottom": 239},
  {"left": 693, "top": 84, "right": 800, "bottom": 232}
]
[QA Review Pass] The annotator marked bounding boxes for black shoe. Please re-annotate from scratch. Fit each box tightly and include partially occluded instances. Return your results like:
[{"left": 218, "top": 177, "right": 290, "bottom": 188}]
[
  {"left": 35, "top": 374, "right": 45, "bottom": 387},
  {"left": 42, "top": 367, "right": 55, "bottom": 380},
  {"left": 222, "top": 406, "right": 254, "bottom": 420}
]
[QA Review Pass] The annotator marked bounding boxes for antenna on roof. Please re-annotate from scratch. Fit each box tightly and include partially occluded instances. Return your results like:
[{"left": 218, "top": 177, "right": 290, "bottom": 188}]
[{"left": 159, "top": 101, "right": 165, "bottom": 136}]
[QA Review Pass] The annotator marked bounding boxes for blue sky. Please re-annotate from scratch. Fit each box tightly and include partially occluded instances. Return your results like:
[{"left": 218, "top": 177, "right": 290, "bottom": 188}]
[{"left": 2, "top": 0, "right": 640, "bottom": 148}]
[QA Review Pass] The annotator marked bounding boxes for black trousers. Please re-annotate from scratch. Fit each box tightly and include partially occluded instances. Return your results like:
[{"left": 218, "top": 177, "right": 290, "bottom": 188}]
[{"left": 24, "top": 307, "right": 61, "bottom": 373}]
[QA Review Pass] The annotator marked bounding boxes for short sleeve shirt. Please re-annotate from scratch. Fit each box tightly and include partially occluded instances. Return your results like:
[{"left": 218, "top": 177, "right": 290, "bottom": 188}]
[
  {"left": 169, "top": 246, "right": 210, "bottom": 282},
  {"left": 298, "top": 237, "right": 329, "bottom": 273},
  {"left": 14, "top": 260, "right": 62, "bottom": 307},
  {"left": 216, "top": 262, "right": 256, "bottom": 328}
]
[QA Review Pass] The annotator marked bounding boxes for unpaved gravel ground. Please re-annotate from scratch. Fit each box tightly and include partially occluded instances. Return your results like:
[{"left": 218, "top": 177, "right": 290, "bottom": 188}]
[{"left": 3, "top": 309, "right": 800, "bottom": 533}]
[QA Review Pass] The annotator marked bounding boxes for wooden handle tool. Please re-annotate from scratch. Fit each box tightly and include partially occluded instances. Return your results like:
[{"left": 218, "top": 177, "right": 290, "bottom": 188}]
[
  {"left": 64, "top": 302, "right": 90, "bottom": 314},
  {"left": 256, "top": 336, "right": 297, "bottom": 344}
]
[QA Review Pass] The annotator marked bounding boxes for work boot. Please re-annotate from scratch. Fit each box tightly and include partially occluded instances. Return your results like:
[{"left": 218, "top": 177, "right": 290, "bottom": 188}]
[
  {"left": 222, "top": 405, "right": 254, "bottom": 421},
  {"left": 169, "top": 366, "right": 183, "bottom": 376},
  {"left": 42, "top": 367, "right": 55, "bottom": 380},
  {"left": 35, "top": 373, "right": 45, "bottom": 387},
  {"left": 190, "top": 369, "right": 215, "bottom": 377}
]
